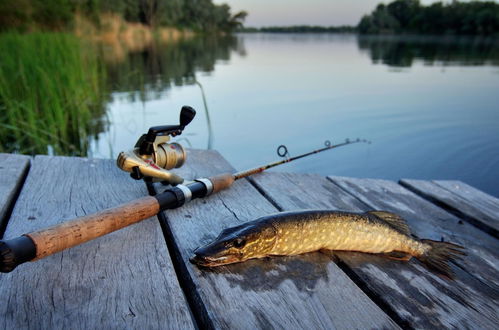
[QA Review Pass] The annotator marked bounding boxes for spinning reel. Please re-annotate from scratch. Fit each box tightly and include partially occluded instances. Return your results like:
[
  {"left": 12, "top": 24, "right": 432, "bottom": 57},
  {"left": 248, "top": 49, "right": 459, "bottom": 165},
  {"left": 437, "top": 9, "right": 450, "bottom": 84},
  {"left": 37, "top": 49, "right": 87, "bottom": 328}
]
[{"left": 117, "top": 106, "right": 196, "bottom": 185}]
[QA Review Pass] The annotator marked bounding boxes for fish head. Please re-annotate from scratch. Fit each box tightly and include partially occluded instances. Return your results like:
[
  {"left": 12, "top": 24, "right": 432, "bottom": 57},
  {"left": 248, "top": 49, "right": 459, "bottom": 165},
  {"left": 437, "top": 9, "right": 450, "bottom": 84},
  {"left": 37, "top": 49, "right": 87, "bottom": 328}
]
[{"left": 190, "top": 220, "right": 277, "bottom": 267}]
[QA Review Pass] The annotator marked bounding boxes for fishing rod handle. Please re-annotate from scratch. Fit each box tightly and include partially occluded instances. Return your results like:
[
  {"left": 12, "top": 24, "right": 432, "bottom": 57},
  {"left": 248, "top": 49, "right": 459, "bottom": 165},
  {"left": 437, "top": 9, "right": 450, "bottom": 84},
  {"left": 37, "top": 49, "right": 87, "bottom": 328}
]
[
  {"left": 0, "top": 173, "right": 234, "bottom": 273},
  {"left": 0, "top": 196, "right": 159, "bottom": 273},
  {"left": 21, "top": 172, "right": 234, "bottom": 260}
]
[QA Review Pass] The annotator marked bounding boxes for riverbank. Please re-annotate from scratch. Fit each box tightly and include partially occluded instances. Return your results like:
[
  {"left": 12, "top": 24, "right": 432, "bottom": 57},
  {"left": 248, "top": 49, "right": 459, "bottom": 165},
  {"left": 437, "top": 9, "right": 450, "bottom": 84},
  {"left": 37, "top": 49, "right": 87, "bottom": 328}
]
[
  {"left": 74, "top": 13, "right": 195, "bottom": 64},
  {"left": 0, "top": 30, "right": 238, "bottom": 156},
  {"left": 0, "top": 0, "right": 246, "bottom": 35},
  {"left": 74, "top": 13, "right": 194, "bottom": 49},
  {"left": 0, "top": 32, "right": 106, "bottom": 156}
]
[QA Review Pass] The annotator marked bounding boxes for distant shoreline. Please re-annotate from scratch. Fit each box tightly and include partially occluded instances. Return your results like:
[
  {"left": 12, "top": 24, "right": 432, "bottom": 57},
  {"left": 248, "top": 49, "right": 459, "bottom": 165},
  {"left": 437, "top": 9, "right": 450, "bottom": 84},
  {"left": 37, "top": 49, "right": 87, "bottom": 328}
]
[
  {"left": 239, "top": 26, "right": 356, "bottom": 33},
  {"left": 240, "top": 1, "right": 499, "bottom": 37},
  {"left": 237, "top": 26, "right": 499, "bottom": 39}
]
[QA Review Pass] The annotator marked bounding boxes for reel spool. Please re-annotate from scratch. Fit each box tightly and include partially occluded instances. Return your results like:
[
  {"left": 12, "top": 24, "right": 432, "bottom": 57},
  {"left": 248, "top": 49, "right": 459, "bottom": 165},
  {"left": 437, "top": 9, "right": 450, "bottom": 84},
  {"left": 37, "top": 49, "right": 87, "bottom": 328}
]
[{"left": 117, "top": 106, "right": 196, "bottom": 185}]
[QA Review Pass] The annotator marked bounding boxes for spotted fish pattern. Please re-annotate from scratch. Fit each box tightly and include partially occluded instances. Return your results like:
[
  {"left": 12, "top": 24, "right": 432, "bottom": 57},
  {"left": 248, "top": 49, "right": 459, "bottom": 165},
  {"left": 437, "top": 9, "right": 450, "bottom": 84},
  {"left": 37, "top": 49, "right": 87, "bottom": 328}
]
[{"left": 191, "top": 210, "right": 465, "bottom": 278}]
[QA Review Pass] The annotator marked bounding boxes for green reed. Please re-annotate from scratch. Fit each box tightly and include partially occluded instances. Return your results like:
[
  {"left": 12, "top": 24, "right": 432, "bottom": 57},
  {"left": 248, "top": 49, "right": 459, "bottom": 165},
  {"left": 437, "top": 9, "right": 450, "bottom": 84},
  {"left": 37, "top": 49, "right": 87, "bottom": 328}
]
[{"left": 0, "top": 32, "right": 107, "bottom": 156}]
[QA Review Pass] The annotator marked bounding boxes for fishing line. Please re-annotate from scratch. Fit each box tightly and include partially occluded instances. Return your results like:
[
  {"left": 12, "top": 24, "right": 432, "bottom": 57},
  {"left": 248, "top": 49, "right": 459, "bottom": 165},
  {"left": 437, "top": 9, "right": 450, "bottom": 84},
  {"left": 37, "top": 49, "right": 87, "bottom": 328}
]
[{"left": 195, "top": 80, "right": 214, "bottom": 150}]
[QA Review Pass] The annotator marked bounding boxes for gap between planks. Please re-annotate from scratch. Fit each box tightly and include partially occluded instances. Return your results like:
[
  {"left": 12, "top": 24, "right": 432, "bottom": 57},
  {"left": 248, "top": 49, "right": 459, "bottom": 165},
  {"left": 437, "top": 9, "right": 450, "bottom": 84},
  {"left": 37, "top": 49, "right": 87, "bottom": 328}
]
[
  {"left": 154, "top": 149, "right": 400, "bottom": 330},
  {"left": 400, "top": 179, "right": 498, "bottom": 239},
  {"left": 250, "top": 172, "right": 498, "bottom": 329},
  {"left": 0, "top": 156, "right": 196, "bottom": 329},
  {"left": 328, "top": 177, "right": 498, "bottom": 283},
  {"left": 0, "top": 154, "right": 31, "bottom": 238},
  {"left": 148, "top": 181, "right": 214, "bottom": 330}
]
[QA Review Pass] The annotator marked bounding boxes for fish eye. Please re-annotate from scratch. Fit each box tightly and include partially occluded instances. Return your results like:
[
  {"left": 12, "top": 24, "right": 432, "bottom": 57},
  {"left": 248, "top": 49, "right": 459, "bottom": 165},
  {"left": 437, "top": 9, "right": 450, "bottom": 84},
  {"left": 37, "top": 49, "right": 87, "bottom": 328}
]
[{"left": 233, "top": 238, "right": 246, "bottom": 248}]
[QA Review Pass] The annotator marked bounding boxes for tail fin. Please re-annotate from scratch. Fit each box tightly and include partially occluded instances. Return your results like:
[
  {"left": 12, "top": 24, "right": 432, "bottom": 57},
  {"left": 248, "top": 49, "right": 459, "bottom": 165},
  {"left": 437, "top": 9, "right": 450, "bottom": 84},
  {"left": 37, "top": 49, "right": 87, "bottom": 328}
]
[{"left": 417, "top": 239, "right": 466, "bottom": 279}]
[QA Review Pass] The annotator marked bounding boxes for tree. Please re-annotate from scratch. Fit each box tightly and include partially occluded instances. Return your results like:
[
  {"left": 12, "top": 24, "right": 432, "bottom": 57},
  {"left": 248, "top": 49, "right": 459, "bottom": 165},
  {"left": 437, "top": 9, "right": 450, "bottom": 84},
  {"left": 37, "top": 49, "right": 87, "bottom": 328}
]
[
  {"left": 386, "top": 0, "right": 420, "bottom": 31},
  {"left": 358, "top": 0, "right": 499, "bottom": 35}
]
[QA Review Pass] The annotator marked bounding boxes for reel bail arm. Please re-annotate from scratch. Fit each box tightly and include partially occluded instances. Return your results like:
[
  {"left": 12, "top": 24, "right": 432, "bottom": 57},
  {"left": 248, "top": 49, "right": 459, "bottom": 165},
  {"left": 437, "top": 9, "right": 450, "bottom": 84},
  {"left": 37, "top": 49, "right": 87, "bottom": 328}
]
[{"left": 117, "top": 106, "right": 196, "bottom": 185}]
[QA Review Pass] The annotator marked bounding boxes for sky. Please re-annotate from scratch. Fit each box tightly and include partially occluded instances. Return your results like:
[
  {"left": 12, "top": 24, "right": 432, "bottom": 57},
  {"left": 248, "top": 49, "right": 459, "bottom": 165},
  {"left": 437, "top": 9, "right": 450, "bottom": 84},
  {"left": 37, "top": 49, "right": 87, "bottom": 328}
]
[{"left": 213, "top": 0, "right": 486, "bottom": 27}]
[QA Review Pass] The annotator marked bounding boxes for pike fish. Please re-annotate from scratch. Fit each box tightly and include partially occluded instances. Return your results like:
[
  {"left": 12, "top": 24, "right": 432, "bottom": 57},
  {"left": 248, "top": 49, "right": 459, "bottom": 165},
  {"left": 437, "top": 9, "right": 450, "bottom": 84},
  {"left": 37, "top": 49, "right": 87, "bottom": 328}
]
[{"left": 190, "top": 210, "right": 465, "bottom": 277}]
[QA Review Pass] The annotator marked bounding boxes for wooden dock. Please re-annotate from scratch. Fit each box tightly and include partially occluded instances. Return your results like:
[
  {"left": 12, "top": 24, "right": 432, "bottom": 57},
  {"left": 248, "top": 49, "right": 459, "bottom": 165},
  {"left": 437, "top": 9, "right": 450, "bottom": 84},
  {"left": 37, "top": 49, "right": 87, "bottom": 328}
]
[{"left": 1, "top": 150, "right": 498, "bottom": 329}]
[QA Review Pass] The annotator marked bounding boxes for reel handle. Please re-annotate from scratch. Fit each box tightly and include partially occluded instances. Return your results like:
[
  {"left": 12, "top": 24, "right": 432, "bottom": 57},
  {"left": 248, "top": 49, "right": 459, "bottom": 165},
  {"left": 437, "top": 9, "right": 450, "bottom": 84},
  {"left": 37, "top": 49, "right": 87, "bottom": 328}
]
[
  {"left": 140, "top": 106, "right": 196, "bottom": 155},
  {"left": 179, "top": 105, "right": 196, "bottom": 127}
]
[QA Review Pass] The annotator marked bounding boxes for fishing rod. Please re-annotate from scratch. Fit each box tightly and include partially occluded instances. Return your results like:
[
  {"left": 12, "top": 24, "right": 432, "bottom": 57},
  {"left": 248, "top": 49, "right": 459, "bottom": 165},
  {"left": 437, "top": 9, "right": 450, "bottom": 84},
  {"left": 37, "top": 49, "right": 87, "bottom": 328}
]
[
  {"left": 0, "top": 106, "right": 368, "bottom": 273},
  {"left": 234, "top": 139, "right": 366, "bottom": 180}
]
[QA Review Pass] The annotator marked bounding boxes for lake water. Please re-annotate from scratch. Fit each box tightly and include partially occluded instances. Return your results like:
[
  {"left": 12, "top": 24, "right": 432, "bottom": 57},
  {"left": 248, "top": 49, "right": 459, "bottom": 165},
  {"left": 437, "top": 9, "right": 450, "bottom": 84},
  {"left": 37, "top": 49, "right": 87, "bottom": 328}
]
[{"left": 89, "top": 33, "right": 499, "bottom": 197}]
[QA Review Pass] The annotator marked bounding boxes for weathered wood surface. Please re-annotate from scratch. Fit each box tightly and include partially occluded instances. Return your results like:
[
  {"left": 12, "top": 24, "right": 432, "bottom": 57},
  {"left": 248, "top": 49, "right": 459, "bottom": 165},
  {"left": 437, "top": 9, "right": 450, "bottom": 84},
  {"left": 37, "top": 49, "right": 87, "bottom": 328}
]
[
  {"left": 0, "top": 154, "right": 30, "bottom": 236},
  {"left": 331, "top": 177, "right": 499, "bottom": 284},
  {"left": 2, "top": 150, "right": 499, "bottom": 330},
  {"left": 250, "top": 172, "right": 499, "bottom": 329},
  {"left": 329, "top": 176, "right": 499, "bottom": 328},
  {"left": 400, "top": 179, "right": 499, "bottom": 238},
  {"left": 0, "top": 156, "right": 195, "bottom": 329},
  {"left": 157, "top": 150, "right": 399, "bottom": 329}
]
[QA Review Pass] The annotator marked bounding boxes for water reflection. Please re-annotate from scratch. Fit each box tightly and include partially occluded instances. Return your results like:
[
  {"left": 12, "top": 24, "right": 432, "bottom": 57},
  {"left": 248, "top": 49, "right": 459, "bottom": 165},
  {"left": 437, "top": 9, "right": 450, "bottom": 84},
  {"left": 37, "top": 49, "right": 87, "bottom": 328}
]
[
  {"left": 357, "top": 35, "right": 499, "bottom": 67},
  {"left": 3, "top": 32, "right": 498, "bottom": 197},
  {"left": 102, "top": 35, "right": 245, "bottom": 102},
  {"left": 89, "top": 33, "right": 499, "bottom": 197}
]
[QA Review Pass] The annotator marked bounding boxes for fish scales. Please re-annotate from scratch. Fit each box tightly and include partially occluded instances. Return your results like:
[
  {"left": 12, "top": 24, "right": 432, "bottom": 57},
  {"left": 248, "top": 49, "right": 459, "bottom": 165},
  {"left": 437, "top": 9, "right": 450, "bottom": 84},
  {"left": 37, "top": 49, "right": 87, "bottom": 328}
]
[
  {"left": 191, "top": 209, "right": 466, "bottom": 278},
  {"left": 269, "top": 211, "right": 426, "bottom": 256}
]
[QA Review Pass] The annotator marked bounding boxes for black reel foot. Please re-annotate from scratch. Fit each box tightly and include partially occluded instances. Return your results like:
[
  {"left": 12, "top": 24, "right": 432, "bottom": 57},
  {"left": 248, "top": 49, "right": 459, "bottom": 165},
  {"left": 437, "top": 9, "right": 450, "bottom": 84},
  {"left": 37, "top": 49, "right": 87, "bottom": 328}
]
[{"left": 130, "top": 166, "right": 144, "bottom": 180}]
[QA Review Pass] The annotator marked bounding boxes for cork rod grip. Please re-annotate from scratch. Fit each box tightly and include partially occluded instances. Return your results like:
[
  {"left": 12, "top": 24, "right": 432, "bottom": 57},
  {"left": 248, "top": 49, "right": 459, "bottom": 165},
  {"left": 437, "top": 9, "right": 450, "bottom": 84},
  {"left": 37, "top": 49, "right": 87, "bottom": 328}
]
[
  {"left": 209, "top": 173, "right": 235, "bottom": 193},
  {"left": 27, "top": 196, "right": 160, "bottom": 260}
]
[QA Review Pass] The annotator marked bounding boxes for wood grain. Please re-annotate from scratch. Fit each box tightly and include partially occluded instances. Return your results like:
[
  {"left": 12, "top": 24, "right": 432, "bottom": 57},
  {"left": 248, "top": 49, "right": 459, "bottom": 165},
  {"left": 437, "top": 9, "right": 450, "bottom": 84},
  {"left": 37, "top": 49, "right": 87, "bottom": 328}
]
[
  {"left": 250, "top": 172, "right": 499, "bottom": 329},
  {"left": 400, "top": 179, "right": 499, "bottom": 237},
  {"left": 0, "top": 155, "right": 195, "bottom": 329},
  {"left": 157, "top": 149, "right": 399, "bottom": 330},
  {"left": 0, "top": 154, "right": 30, "bottom": 236},
  {"left": 330, "top": 177, "right": 499, "bottom": 284}
]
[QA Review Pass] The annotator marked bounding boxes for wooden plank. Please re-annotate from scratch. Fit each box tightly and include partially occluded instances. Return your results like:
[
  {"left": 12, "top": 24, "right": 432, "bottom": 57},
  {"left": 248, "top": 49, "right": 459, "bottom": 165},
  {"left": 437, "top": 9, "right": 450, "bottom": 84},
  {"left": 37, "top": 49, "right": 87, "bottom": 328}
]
[
  {"left": 0, "top": 154, "right": 30, "bottom": 236},
  {"left": 157, "top": 149, "right": 399, "bottom": 329},
  {"left": 330, "top": 177, "right": 499, "bottom": 284},
  {"left": 400, "top": 179, "right": 499, "bottom": 237},
  {"left": 0, "top": 156, "right": 195, "bottom": 329},
  {"left": 250, "top": 172, "right": 499, "bottom": 329},
  {"left": 329, "top": 176, "right": 499, "bottom": 328}
]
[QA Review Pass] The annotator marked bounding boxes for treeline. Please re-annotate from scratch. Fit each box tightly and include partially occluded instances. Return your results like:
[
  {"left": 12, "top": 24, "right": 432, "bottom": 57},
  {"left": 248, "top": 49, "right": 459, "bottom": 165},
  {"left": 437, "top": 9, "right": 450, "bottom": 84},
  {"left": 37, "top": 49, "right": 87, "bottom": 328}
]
[
  {"left": 358, "top": 0, "right": 499, "bottom": 35},
  {"left": 241, "top": 25, "right": 356, "bottom": 33},
  {"left": 0, "top": 0, "right": 247, "bottom": 32}
]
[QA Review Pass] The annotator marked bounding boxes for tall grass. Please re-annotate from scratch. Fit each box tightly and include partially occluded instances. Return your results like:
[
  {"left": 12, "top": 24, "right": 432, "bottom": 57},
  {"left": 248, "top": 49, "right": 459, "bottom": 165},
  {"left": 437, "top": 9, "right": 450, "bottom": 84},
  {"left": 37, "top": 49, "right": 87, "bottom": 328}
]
[{"left": 0, "top": 32, "right": 107, "bottom": 155}]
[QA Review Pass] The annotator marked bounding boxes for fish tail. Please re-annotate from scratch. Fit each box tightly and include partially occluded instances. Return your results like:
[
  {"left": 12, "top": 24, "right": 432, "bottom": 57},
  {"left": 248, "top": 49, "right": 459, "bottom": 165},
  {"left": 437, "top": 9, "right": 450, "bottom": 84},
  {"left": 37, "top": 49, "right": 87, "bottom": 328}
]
[{"left": 416, "top": 239, "right": 466, "bottom": 279}]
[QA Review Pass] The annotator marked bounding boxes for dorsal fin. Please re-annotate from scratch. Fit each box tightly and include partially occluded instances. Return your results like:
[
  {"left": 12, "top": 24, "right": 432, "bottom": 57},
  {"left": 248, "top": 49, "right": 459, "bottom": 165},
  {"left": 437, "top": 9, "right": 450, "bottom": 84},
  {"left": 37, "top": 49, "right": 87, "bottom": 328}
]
[{"left": 367, "top": 211, "right": 411, "bottom": 236}]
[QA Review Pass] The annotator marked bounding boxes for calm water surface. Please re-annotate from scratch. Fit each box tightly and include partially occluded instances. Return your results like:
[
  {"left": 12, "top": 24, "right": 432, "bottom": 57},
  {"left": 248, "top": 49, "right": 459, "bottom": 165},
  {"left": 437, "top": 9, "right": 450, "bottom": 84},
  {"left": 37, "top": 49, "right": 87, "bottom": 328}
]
[{"left": 90, "top": 33, "right": 499, "bottom": 197}]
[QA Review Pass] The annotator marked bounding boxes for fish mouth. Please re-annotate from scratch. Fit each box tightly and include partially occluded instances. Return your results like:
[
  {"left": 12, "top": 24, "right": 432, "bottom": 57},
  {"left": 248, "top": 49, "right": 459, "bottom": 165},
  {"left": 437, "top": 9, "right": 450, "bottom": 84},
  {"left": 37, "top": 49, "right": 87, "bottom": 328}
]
[{"left": 189, "top": 254, "right": 241, "bottom": 267}]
